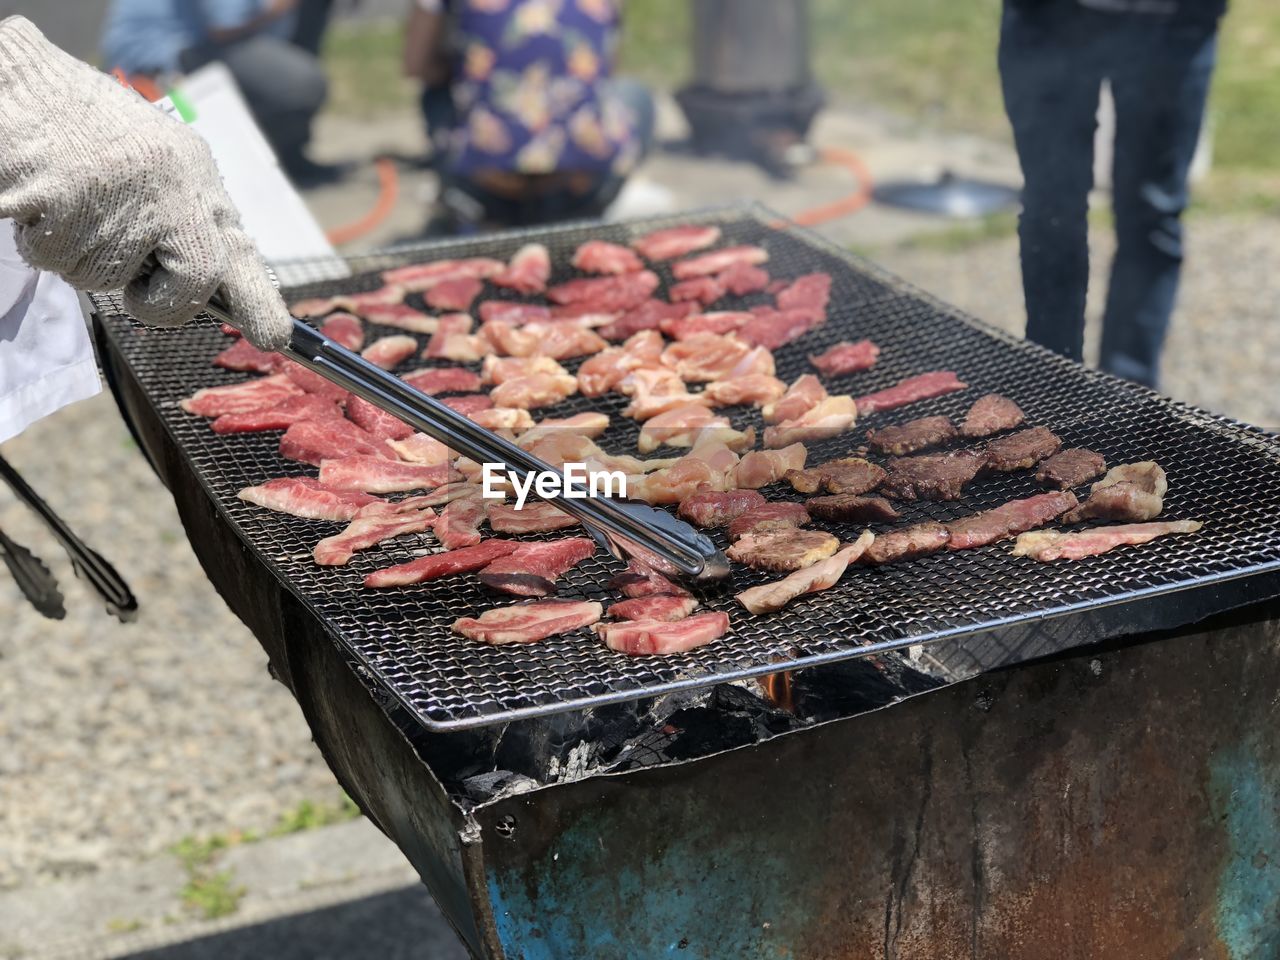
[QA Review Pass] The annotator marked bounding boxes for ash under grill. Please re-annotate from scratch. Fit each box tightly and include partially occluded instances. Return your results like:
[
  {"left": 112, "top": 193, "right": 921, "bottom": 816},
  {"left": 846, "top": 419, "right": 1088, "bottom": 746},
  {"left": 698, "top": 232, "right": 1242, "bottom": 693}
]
[{"left": 90, "top": 208, "right": 1280, "bottom": 731}]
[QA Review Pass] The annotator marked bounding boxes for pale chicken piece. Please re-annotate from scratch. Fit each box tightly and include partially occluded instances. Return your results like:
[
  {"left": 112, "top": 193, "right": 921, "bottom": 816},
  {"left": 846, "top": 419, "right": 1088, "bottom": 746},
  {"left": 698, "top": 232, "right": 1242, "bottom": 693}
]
[
  {"left": 424, "top": 313, "right": 484, "bottom": 362},
  {"left": 516, "top": 412, "right": 611, "bottom": 448},
  {"left": 731, "top": 443, "right": 808, "bottom": 489},
  {"left": 479, "top": 319, "right": 607, "bottom": 360},
  {"left": 660, "top": 333, "right": 752, "bottom": 382},
  {"left": 620, "top": 367, "right": 713, "bottom": 420},
  {"left": 628, "top": 458, "right": 724, "bottom": 505},
  {"left": 637, "top": 403, "right": 730, "bottom": 453},
  {"left": 703, "top": 374, "right": 787, "bottom": 408},
  {"left": 525, "top": 434, "right": 653, "bottom": 475},
  {"left": 361, "top": 335, "right": 420, "bottom": 370},
  {"left": 576, "top": 329, "right": 666, "bottom": 396},
  {"left": 489, "top": 372, "right": 579, "bottom": 410},
  {"left": 481, "top": 354, "right": 570, "bottom": 385},
  {"left": 762, "top": 374, "right": 827, "bottom": 424},
  {"left": 737, "top": 531, "right": 876, "bottom": 615},
  {"left": 763, "top": 395, "right": 858, "bottom": 448},
  {"left": 470, "top": 407, "right": 537, "bottom": 432}
]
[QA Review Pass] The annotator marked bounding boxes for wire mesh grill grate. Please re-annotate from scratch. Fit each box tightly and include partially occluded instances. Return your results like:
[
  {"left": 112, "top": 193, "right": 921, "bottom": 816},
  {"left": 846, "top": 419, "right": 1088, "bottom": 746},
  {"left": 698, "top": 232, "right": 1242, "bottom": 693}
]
[{"left": 91, "top": 207, "right": 1280, "bottom": 730}]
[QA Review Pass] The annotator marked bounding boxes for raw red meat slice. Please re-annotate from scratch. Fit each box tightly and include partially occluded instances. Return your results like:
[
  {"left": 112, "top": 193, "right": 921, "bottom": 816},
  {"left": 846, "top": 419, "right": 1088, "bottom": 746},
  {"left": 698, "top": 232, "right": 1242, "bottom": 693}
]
[
  {"left": 313, "top": 500, "right": 439, "bottom": 566},
  {"left": 1012, "top": 520, "right": 1204, "bottom": 562},
  {"left": 362, "top": 335, "right": 419, "bottom": 370},
  {"left": 727, "top": 502, "right": 810, "bottom": 541},
  {"left": 737, "top": 306, "right": 821, "bottom": 350},
  {"left": 280, "top": 361, "right": 350, "bottom": 402},
  {"left": 425, "top": 277, "right": 483, "bottom": 312},
  {"left": 776, "top": 273, "right": 832, "bottom": 313},
  {"left": 320, "top": 313, "right": 365, "bottom": 351},
  {"left": 595, "top": 611, "right": 730, "bottom": 655},
  {"left": 669, "top": 276, "right": 724, "bottom": 305},
  {"left": 606, "top": 595, "right": 699, "bottom": 622},
  {"left": 344, "top": 395, "right": 415, "bottom": 441},
  {"left": 597, "top": 300, "right": 697, "bottom": 341},
  {"left": 478, "top": 301, "right": 552, "bottom": 325},
  {"left": 491, "top": 244, "right": 551, "bottom": 294},
  {"left": 279, "top": 418, "right": 391, "bottom": 466},
  {"left": 716, "top": 262, "right": 770, "bottom": 296},
  {"left": 360, "top": 303, "right": 438, "bottom": 333},
  {"left": 572, "top": 240, "right": 644, "bottom": 275},
  {"left": 731, "top": 443, "right": 807, "bottom": 489},
  {"left": 610, "top": 560, "right": 694, "bottom": 599},
  {"left": 454, "top": 599, "right": 603, "bottom": 644},
  {"left": 364, "top": 540, "right": 520, "bottom": 588},
  {"left": 436, "top": 493, "right": 487, "bottom": 549},
  {"left": 946, "top": 492, "right": 1079, "bottom": 551},
  {"left": 855, "top": 371, "right": 968, "bottom": 415},
  {"left": 476, "top": 537, "right": 596, "bottom": 596},
  {"left": 214, "top": 337, "right": 280, "bottom": 373},
  {"left": 220, "top": 323, "right": 240, "bottom": 337},
  {"left": 673, "top": 245, "right": 768, "bottom": 280},
  {"left": 546, "top": 271, "right": 659, "bottom": 311},
  {"left": 211, "top": 394, "right": 341, "bottom": 434},
  {"left": 318, "top": 456, "right": 458, "bottom": 494},
  {"left": 677, "top": 489, "right": 766, "bottom": 528},
  {"left": 809, "top": 340, "right": 880, "bottom": 377},
  {"left": 442, "top": 394, "right": 494, "bottom": 415},
  {"left": 736, "top": 532, "right": 875, "bottom": 615},
  {"left": 660, "top": 311, "right": 751, "bottom": 340},
  {"left": 292, "top": 285, "right": 404, "bottom": 319},
  {"left": 180, "top": 374, "right": 303, "bottom": 417},
  {"left": 382, "top": 257, "right": 504, "bottom": 292},
  {"left": 487, "top": 501, "right": 580, "bottom": 534},
  {"left": 402, "top": 367, "right": 483, "bottom": 395},
  {"left": 237, "top": 477, "right": 380, "bottom": 521},
  {"left": 630, "top": 224, "right": 721, "bottom": 261}
]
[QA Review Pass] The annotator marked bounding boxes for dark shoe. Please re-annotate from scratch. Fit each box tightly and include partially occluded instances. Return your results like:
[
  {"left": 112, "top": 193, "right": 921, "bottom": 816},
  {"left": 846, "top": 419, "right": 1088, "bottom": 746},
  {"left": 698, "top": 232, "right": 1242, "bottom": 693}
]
[{"left": 282, "top": 155, "right": 350, "bottom": 189}]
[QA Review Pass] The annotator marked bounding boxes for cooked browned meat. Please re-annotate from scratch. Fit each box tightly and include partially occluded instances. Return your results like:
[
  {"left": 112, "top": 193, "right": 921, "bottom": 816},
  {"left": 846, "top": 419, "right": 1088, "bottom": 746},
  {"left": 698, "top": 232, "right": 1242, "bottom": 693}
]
[
  {"left": 960, "top": 394, "right": 1025, "bottom": 438},
  {"left": 1012, "top": 520, "right": 1202, "bottom": 562},
  {"left": 785, "top": 457, "right": 886, "bottom": 495},
  {"left": 945, "top": 491, "right": 1078, "bottom": 550},
  {"left": 859, "top": 522, "right": 951, "bottom": 565},
  {"left": 1036, "top": 448, "right": 1107, "bottom": 490},
  {"left": 727, "top": 527, "right": 840, "bottom": 572},
  {"left": 1063, "top": 461, "right": 1167, "bottom": 523},
  {"left": 726, "top": 502, "right": 811, "bottom": 541},
  {"left": 985, "top": 427, "right": 1062, "bottom": 472},
  {"left": 865, "top": 415, "right": 957, "bottom": 456},
  {"left": 880, "top": 449, "right": 986, "bottom": 502},
  {"left": 805, "top": 494, "right": 900, "bottom": 524}
]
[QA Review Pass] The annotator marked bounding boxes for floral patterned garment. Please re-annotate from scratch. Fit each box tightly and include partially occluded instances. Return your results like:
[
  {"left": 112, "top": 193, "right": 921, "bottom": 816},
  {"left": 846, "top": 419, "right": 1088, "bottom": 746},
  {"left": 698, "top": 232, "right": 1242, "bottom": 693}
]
[{"left": 446, "top": 0, "right": 638, "bottom": 177}]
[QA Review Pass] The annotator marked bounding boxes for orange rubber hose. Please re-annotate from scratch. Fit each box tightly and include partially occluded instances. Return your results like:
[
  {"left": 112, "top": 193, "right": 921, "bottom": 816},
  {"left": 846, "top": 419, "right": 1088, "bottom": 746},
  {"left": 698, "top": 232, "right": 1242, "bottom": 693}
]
[
  {"left": 786, "top": 145, "right": 875, "bottom": 228},
  {"left": 325, "top": 157, "right": 400, "bottom": 247}
]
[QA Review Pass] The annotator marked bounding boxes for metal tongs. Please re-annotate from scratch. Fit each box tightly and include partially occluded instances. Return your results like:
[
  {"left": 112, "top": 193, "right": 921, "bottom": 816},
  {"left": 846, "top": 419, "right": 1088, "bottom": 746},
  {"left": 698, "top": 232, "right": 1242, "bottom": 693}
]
[{"left": 204, "top": 296, "right": 730, "bottom": 583}]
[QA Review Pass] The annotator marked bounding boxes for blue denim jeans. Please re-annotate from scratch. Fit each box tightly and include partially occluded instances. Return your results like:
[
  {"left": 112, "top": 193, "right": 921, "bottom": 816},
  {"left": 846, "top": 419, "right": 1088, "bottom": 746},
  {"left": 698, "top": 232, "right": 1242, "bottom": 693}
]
[{"left": 999, "top": 5, "right": 1219, "bottom": 387}]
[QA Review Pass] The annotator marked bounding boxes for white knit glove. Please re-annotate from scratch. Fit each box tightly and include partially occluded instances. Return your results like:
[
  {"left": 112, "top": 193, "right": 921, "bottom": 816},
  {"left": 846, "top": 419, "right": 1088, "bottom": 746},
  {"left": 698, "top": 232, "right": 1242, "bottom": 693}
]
[{"left": 0, "top": 17, "right": 292, "bottom": 350}]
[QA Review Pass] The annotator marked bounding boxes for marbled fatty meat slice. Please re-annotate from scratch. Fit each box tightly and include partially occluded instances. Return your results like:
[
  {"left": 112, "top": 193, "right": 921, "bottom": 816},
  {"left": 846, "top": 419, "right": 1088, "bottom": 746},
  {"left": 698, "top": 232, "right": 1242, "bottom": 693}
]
[
  {"left": 320, "top": 313, "right": 365, "bottom": 351},
  {"left": 363, "top": 540, "right": 520, "bottom": 588},
  {"left": 181, "top": 374, "right": 303, "bottom": 417},
  {"left": 425, "top": 277, "right": 482, "bottom": 312},
  {"left": 596, "top": 611, "right": 730, "bottom": 656},
  {"left": 435, "top": 494, "right": 487, "bottom": 549},
  {"left": 361, "top": 335, "right": 420, "bottom": 370},
  {"left": 606, "top": 595, "right": 699, "bottom": 622},
  {"left": 727, "top": 502, "right": 810, "bottom": 541},
  {"left": 572, "top": 240, "right": 644, "bottom": 275},
  {"left": 237, "top": 477, "right": 380, "bottom": 521},
  {"left": 211, "top": 394, "right": 341, "bottom": 434},
  {"left": 476, "top": 537, "right": 596, "bottom": 596},
  {"left": 546, "top": 271, "right": 659, "bottom": 311},
  {"left": 809, "top": 340, "right": 880, "bottom": 377},
  {"left": 945, "top": 491, "right": 1079, "bottom": 551},
  {"left": 1012, "top": 520, "right": 1202, "bottom": 562},
  {"left": 313, "top": 500, "right": 439, "bottom": 566},
  {"left": 454, "top": 599, "right": 604, "bottom": 645},
  {"left": 630, "top": 224, "right": 721, "bottom": 262},
  {"left": 214, "top": 337, "right": 280, "bottom": 373},
  {"left": 672, "top": 245, "right": 768, "bottom": 279},
  {"left": 677, "top": 489, "right": 767, "bottom": 528},
  {"left": 402, "top": 367, "right": 482, "bottom": 395},
  {"left": 279, "top": 418, "right": 391, "bottom": 466},
  {"left": 855, "top": 371, "right": 967, "bottom": 416},
  {"left": 487, "top": 501, "right": 580, "bottom": 534},
  {"left": 727, "top": 528, "right": 839, "bottom": 572},
  {"left": 345, "top": 395, "right": 415, "bottom": 441},
  {"left": 317, "top": 456, "right": 458, "bottom": 494},
  {"left": 736, "top": 531, "right": 875, "bottom": 615}
]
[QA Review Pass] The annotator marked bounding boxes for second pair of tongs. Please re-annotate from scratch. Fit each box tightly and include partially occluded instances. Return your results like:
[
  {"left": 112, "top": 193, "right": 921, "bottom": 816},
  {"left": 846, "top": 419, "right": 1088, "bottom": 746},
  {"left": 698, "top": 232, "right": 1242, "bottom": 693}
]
[{"left": 203, "top": 298, "right": 729, "bottom": 583}]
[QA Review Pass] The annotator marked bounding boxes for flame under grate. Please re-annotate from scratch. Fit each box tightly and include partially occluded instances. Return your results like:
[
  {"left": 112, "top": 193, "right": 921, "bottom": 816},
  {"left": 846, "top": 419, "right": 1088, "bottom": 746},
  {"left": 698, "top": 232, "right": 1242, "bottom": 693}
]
[{"left": 91, "top": 208, "right": 1280, "bottom": 731}]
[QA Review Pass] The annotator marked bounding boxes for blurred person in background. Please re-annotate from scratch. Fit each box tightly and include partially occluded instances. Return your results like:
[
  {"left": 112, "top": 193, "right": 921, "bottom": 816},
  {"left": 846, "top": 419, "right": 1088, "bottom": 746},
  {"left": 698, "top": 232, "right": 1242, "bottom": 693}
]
[
  {"left": 101, "top": 0, "right": 342, "bottom": 186},
  {"left": 403, "top": 0, "right": 655, "bottom": 233},
  {"left": 999, "top": 0, "right": 1226, "bottom": 388}
]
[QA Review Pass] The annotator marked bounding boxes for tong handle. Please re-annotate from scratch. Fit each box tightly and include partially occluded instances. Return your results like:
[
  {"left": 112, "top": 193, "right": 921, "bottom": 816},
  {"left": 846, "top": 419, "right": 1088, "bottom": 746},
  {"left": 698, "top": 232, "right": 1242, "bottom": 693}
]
[{"left": 0, "top": 454, "right": 138, "bottom": 621}]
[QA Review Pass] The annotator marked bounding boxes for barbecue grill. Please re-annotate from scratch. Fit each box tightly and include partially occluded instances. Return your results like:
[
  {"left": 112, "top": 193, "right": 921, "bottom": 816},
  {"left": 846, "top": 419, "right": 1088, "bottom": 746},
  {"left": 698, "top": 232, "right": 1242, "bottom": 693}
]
[{"left": 89, "top": 207, "right": 1280, "bottom": 958}]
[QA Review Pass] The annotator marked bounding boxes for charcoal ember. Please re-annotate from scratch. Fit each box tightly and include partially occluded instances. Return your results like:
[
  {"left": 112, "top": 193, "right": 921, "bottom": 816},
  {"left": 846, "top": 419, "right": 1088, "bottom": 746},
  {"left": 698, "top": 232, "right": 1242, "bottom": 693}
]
[
  {"left": 645, "top": 707, "right": 757, "bottom": 762},
  {"left": 458, "top": 771, "right": 541, "bottom": 804},
  {"left": 710, "top": 683, "right": 801, "bottom": 737},
  {"left": 792, "top": 655, "right": 943, "bottom": 722},
  {"left": 492, "top": 706, "right": 644, "bottom": 781},
  {"left": 985, "top": 427, "right": 1062, "bottom": 472}
]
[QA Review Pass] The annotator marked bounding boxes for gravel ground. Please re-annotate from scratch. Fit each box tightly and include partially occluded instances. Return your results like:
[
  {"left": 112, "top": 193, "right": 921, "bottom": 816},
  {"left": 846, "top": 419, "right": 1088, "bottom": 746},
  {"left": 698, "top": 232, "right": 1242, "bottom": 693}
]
[{"left": 1, "top": 147, "right": 1275, "bottom": 894}]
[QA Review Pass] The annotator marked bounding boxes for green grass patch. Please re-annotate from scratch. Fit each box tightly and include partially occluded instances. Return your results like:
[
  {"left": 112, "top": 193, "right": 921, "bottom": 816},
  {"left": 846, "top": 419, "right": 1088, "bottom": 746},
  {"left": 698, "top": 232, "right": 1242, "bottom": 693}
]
[
  {"left": 321, "top": 21, "right": 416, "bottom": 118},
  {"left": 106, "top": 918, "right": 145, "bottom": 934},
  {"left": 179, "top": 869, "right": 246, "bottom": 921},
  {"left": 269, "top": 797, "right": 362, "bottom": 837},
  {"left": 899, "top": 211, "right": 1018, "bottom": 252}
]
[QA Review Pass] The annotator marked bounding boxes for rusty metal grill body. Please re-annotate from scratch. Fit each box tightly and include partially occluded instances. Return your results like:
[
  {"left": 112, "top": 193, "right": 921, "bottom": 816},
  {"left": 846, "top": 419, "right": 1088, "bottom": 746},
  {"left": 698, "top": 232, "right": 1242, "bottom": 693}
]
[{"left": 90, "top": 208, "right": 1280, "bottom": 731}]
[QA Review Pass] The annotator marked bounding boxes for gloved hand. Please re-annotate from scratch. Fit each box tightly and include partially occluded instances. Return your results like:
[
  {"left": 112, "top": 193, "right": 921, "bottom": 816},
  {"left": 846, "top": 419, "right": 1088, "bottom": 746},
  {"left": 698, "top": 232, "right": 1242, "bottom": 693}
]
[{"left": 0, "top": 16, "right": 292, "bottom": 350}]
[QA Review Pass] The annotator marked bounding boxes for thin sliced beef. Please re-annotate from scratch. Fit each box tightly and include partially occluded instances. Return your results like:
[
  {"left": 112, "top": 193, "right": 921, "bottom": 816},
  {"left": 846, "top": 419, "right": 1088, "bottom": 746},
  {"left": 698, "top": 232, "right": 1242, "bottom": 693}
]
[
  {"left": 985, "top": 427, "right": 1062, "bottom": 472},
  {"left": 727, "top": 527, "right": 840, "bottom": 572},
  {"left": 364, "top": 540, "right": 520, "bottom": 588},
  {"left": 859, "top": 522, "right": 951, "bottom": 565},
  {"left": 880, "top": 450, "right": 986, "bottom": 502},
  {"left": 596, "top": 611, "right": 730, "bottom": 655},
  {"left": 237, "top": 477, "right": 380, "bottom": 521},
  {"left": 1036, "top": 448, "right": 1107, "bottom": 490},
  {"left": 476, "top": 537, "right": 596, "bottom": 596},
  {"left": 1063, "top": 462, "right": 1167, "bottom": 524},
  {"left": 785, "top": 458, "right": 885, "bottom": 496},
  {"left": 945, "top": 491, "right": 1079, "bottom": 551},
  {"left": 736, "top": 531, "right": 875, "bottom": 615},
  {"left": 805, "top": 494, "right": 900, "bottom": 524},
  {"left": 808, "top": 339, "right": 880, "bottom": 377},
  {"left": 454, "top": 599, "right": 603, "bottom": 644},
  {"left": 855, "top": 371, "right": 967, "bottom": 415},
  {"left": 865, "top": 415, "right": 957, "bottom": 456},
  {"left": 960, "top": 394, "right": 1025, "bottom": 438}
]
